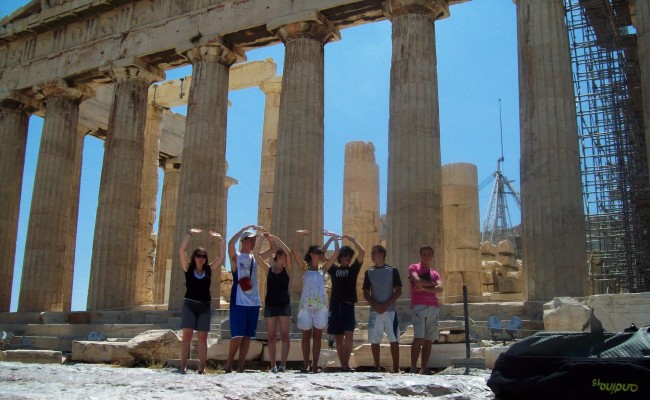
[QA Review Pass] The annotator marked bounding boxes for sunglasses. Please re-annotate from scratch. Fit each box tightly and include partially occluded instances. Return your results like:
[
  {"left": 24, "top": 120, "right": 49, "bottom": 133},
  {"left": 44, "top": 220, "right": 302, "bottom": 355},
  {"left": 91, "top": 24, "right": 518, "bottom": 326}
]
[{"left": 195, "top": 254, "right": 207, "bottom": 259}]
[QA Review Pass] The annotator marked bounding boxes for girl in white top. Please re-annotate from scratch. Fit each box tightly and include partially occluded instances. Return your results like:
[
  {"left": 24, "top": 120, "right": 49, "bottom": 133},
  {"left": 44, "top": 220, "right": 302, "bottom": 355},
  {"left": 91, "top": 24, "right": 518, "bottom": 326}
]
[{"left": 293, "top": 229, "right": 340, "bottom": 373}]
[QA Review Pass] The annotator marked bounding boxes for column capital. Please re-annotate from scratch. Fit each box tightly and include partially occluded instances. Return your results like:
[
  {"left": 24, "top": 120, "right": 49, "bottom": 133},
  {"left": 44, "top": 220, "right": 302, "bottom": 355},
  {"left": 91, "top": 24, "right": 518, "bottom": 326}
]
[
  {"left": 268, "top": 11, "right": 341, "bottom": 44},
  {"left": 259, "top": 76, "right": 283, "bottom": 95},
  {"left": 161, "top": 157, "right": 182, "bottom": 172},
  {"left": 184, "top": 42, "right": 245, "bottom": 67},
  {"left": 383, "top": 0, "right": 450, "bottom": 21},
  {"left": 105, "top": 57, "right": 166, "bottom": 84},
  {"left": 0, "top": 90, "right": 41, "bottom": 113},
  {"left": 33, "top": 80, "right": 94, "bottom": 103}
]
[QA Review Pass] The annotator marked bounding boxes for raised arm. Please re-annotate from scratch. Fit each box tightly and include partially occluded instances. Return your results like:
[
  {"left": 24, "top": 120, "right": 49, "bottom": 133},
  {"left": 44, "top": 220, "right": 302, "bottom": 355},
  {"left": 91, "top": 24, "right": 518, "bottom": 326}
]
[
  {"left": 321, "top": 231, "right": 337, "bottom": 262},
  {"left": 270, "top": 234, "right": 292, "bottom": 274},
  {"left": 322, "top": 235, "right": 340, "bottom": 273},
  {"left": 208, "top": 230, "right": 226, "bottom": 272},
  {"left": 228, "top": 224, "right": 255, "bottom": 271},
  {"left": 178, "top": 228, "right": 202, "bottom": 272},
  {"left": 292, "top": 230, "right": 309, "bottom": 267},
  {"left": 343, "top": 234, "right": 365, "bottom": 264},
  {"left": 253, "top": 233, "right": 270, "bottom": 270}
]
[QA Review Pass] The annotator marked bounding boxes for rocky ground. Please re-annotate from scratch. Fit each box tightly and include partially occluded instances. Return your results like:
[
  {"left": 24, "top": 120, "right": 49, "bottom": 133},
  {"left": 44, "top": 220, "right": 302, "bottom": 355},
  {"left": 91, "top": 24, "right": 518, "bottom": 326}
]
[{"left": 0, "top": 361, "right": 495, "bottom": 399}]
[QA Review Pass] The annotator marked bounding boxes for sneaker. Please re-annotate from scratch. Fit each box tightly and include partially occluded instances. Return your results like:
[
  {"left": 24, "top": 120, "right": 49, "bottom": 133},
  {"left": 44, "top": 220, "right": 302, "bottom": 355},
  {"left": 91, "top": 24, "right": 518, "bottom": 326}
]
[
  {"left": 278, "top": 366, "right": 286, "bottom": 373},
  {"left": 271, "top": 367, "right": 278, "bottom": 373},
  {"left": 197, "top": 370, "right": 205, "bottom": 375}
]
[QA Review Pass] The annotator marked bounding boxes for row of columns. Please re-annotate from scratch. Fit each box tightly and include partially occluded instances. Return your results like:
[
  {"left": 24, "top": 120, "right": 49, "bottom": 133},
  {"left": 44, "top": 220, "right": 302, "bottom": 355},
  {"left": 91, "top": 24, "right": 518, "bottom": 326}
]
[{"left": 3, "top": 0, "right": 648, "bottom": 311}]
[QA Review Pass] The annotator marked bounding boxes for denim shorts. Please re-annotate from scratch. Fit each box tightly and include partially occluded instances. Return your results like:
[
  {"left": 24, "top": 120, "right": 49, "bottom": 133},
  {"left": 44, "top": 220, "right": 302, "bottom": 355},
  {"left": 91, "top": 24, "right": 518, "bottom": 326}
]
[
  {"left": 180, "top": 298, "right": 212, "bottom": 332},
  {"left": 264, "top": 304, "right": 291, "bottom": 318}
]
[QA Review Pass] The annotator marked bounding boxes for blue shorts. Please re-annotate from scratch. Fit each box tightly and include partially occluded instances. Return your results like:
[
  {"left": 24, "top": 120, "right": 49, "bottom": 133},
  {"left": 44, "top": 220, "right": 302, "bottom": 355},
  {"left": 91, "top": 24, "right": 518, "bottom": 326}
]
[
  {"left": 327, "top": 302, "right": 356, "bottom": 335},
  {"left": 230, "top": 304, "right": 260, "bottom": 338}
]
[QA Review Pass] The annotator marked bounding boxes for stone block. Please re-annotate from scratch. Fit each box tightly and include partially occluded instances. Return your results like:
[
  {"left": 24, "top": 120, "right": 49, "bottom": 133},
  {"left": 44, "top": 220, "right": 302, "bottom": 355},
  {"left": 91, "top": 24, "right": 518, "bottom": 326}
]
[
  {"left": 206, "top": 338, "right": 263, "bottom": 361},
  {"left": 354, "top": 343, "right": 470, "bottom": 369},
  {"left": 67, "top": 312, "right": 92, "bottom": 324},
  {"left": 543, "top": 297, "right": 590, "bottom": 332},
  {"left": 497, "top": 240, "right": 515, "bottom": 255},
  {"left": 496, "top": 254, "right": 515, "bottom": 268},
  {"left": 497, "top": 276, "right": 522, "bottom": 293},
  {"left": 587, "top": 293, "right": 650, "bottom": 332},
  {"left": 125, "top": 329, "right": 181, "bottom": 363},
  {"left": 71, "top": 341, "right": 135, "bottom": 365},
  {"left": 260, "top": 339, "right": 328, "bottom": 363},
  {"left": 8, "top": 336, "right": 61, "bottom": 351},
  {"left": 483, "top": 345, "right": 510, "bottom": 369},
  {"left": 2, "top": 349, "right": 63, "bottom": 364},
  {"left": 480, "top": 241, "right": 497, "bottom": 256}
]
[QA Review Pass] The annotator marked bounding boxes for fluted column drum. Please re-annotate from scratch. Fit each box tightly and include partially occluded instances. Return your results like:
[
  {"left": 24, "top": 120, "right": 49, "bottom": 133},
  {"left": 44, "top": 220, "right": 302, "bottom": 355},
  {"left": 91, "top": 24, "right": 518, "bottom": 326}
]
[
  {"left": 0, "top": 99, "right": 30, "bottom": 311},
  {"left": 88, "top": 65, "right": 164, "bottom": 311},
  {"left": 517, "top": 0, "right": 586, "bottom": 300},
  {"left": 20, "top": 84, "right": 91, "bottom": 312},
  {"left": 169, "top": 44, "right": 239, "bottom": 309},
  {"left": 270, "top": 15, "right": 340, "bottom": 300},
  {"left": 385, "top": 0, "right": 449, "bottom": 296}
]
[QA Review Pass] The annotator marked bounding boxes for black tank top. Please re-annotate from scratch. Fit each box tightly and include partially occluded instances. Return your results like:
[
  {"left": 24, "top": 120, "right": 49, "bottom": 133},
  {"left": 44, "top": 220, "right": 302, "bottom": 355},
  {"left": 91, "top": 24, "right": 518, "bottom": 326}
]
[
  {"left": 265, "top": 267, "right": 290, "bottom": 307},
  {"left": 184, "top": 267, "right": 211, "bottom": 302}
]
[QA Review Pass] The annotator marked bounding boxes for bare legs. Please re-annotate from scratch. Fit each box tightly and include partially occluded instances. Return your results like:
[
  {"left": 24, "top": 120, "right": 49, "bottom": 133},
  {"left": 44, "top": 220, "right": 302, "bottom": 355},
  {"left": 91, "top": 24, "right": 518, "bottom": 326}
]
[
  {"left": 371, "top": 341, "right": 401, "bottom": 372},
  {"left": 335, "top": 331, "right": 354, "bottom": 370},
  {"left": 279, "top": 316, "right": 291, "bottom": 368},
  {"left": 197, "top": 331, "right": 208, "bottom": 372},
  {"left": 410, "top": 338, "right": 432, "bottom": 373},
  {"left": 180, "top": 328, "right": 193, "bottom": 373},
  {"left": 225, "top": 336, "right": 252, "bottom": 372},
  {"left": 301, "top": 327, "right": 323, "bottom": 372},
  {"left": 390, "top": 341, "right": 400, "bottom": 372},
  {"left": 267, "top": 317, "right": 278, "bottom": 369},
  {"left": 180, "top": 329, "right": 209, "bottom": 373}
]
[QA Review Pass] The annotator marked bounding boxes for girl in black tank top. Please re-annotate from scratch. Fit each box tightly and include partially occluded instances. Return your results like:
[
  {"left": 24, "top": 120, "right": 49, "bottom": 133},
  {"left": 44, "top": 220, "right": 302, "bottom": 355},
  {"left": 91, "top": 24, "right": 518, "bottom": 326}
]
[
  {"left": 253, "top": 233, "right": 293, "bottom": 373},
  {"left": 177, "top": 228, "right": 225, "bottom": 374}
]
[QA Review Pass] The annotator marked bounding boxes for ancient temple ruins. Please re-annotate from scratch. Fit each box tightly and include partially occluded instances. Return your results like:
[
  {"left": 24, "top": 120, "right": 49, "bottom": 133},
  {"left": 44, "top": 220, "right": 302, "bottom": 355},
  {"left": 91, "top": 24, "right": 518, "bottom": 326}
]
[{"left": 1, "top": 0, "right": 649, "bottom": 316}]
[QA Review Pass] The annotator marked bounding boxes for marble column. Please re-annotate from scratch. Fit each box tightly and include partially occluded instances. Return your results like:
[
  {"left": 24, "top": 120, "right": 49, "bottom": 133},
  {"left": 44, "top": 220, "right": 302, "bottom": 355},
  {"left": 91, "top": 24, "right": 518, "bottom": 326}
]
[
  {"left": 384, "top": 0, "right": 448, "bottom": 296},
  {"left": 637, "top": 0, "right": 650, "bottom": 187},
  {"left": 441, "top": 163, "right": 481, "bottom": 303},
  {"left": 342, "top": 141, "right": 381, "bottom": 301},
  {"left": 153, "top": 158, "right": 180, "bottom": 305},
  {"left": 133, "top": 101, "right": 163, "bottom": 306},
  {"left": 19, "top": 83, "right": 92, "bottom": 312},
  {"left": 257, "top": 76, "right": 282, "bottom": 231},
  {"left": 88, "top": 64, "right": 164, "bottom": 311},
  {"left": 169, "top": 43, "right": 240, "bottom": 310},
  {"left": 256, "top": 77, "right": 282, "bottom": 302},
  {"left": 269, "top": 14, "right": 340, "bottom": 300},
  {"left": 0, "top": 98, "right": 31, "bottom": 311},
  {"left": 517, "top": 0, "right": 586, "bottom": 301},
  {"left": 61, "top": 126, "right": 87, "bottom": 312}
]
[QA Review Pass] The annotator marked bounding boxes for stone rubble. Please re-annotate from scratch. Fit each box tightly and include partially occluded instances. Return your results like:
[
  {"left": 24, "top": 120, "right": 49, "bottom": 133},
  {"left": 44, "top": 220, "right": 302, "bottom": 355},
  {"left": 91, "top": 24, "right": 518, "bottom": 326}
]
[{"left": 0, "top": 361, "right": 494, "bottom": 400}]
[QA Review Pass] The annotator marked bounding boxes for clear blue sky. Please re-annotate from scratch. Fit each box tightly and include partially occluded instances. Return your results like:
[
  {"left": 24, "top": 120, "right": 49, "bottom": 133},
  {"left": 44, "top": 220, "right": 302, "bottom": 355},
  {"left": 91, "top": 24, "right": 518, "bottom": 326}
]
[{"left": 2, "top": 0, "right": 521, "bottom": 311}]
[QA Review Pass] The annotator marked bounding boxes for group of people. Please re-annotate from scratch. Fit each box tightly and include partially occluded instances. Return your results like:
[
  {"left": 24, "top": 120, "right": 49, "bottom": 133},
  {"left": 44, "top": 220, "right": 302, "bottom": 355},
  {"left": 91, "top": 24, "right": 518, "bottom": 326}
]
[{"left": 178, "top": 225, "right": 443, "bottom": 375}]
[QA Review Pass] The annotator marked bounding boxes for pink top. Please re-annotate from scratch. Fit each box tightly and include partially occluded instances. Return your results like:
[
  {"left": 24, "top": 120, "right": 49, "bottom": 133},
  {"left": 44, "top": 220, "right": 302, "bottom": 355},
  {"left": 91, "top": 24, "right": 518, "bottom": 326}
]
[{"left": 408, "top": 263, "right": 441, "bottom": 307}]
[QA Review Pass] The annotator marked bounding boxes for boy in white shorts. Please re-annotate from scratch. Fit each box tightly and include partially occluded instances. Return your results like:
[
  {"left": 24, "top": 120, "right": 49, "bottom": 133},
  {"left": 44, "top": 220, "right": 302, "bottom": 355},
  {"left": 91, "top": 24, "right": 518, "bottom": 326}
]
[{"left": 362, "top": 245, "right": 403, "bottom": 372}]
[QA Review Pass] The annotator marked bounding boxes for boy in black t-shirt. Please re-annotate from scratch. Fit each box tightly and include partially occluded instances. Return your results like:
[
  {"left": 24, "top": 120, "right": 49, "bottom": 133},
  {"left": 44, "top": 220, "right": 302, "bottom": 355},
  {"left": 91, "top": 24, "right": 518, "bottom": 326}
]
[{"left": 325, "top": 234, "right": 365, "bottom": 372}]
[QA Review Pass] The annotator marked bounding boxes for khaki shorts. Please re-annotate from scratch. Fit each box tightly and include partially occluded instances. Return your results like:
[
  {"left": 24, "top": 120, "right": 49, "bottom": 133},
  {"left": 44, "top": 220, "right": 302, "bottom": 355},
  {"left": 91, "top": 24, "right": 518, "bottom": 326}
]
[{"left": 411, "top": 304, "right": 439, "bottom": 341}]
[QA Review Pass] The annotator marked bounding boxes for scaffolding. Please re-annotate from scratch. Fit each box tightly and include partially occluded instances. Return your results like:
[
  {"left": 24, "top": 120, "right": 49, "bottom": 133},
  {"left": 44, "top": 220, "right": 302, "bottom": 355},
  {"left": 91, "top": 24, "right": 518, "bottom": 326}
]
[{"left": 564, "top": 0, "right": 650, "bottom": 293}]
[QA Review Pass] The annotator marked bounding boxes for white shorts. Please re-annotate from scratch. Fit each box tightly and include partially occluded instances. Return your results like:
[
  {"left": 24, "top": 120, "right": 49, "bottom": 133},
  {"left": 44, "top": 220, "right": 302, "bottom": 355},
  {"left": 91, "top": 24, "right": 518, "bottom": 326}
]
[
  {"left": 368, "top": 310, "right": 399, "bottom": 344},
  {"left": 297, "top": 307, "right": 328, "bottom": 330}
]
